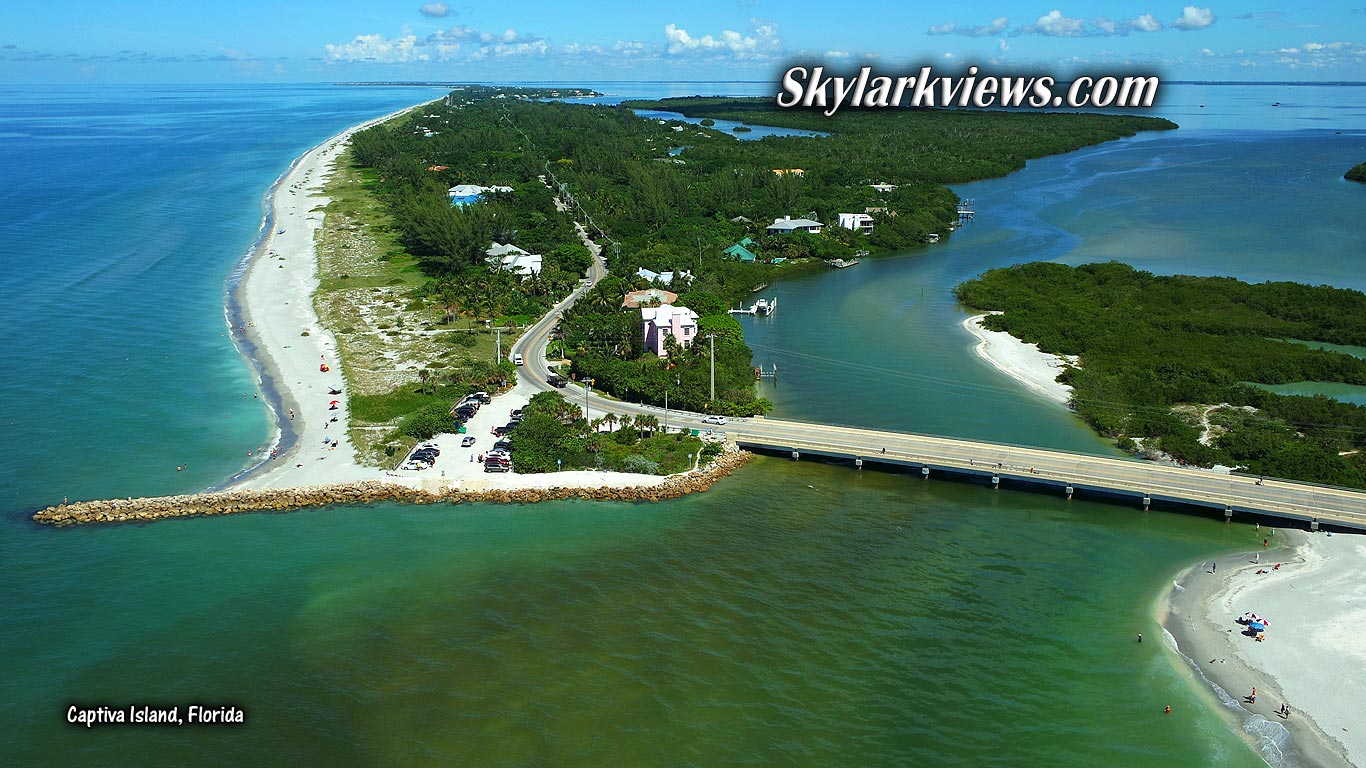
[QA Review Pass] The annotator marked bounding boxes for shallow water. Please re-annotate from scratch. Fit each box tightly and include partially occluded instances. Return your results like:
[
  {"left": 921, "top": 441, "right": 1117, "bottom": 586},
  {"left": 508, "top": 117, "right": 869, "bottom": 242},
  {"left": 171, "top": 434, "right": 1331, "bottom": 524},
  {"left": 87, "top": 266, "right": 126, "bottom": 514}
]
[{"left": 2, "top": 81, "right": 1363, "bottom": 766}]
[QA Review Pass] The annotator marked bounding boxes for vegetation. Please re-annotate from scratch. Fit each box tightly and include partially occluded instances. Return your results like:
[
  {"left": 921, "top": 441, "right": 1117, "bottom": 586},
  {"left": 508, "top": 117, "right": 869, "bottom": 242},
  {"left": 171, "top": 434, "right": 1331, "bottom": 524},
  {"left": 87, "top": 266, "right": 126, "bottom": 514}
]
[
  {"left": 332, "top": 87, "right": 1176, "bottom": 441},
  {"left": 956, "top": 262, "right": 1366, "bottom": 486},
  {"left": 1347, "top": 162, "right": 1366, "bottom": 183},
  {"left": 509, "top": 391, "right": 705, "bottom": 474}
]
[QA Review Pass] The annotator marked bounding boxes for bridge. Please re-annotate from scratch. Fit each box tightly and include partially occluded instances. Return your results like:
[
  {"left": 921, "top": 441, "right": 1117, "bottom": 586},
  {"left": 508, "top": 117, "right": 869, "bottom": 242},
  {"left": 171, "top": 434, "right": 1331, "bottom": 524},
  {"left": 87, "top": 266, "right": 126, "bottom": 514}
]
[{"left": 510, "top": 245, "right": 1366, "bottom": 532}]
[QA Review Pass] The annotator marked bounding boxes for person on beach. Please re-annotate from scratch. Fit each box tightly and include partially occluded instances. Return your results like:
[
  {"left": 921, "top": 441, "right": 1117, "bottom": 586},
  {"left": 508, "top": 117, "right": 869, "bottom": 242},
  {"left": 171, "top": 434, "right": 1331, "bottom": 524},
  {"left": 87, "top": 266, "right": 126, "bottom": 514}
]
[
  {"left": 1249, "top": 687, "right": 1257, "bottom": 703},
  {"left": 1255, "top": 552, "right": 1260, "bottom": 564},
  {"left": 1263, "top": 538, "right": 1269, "bottom": 547},
  {"left": 289, "top": 409, "right": 295, "bottom": 420},
  {"left": 1164, "top": 705, "right": 1171, "bottom": 715},
  {"left": 1212, "top": 562, "right": 1217, "bottom": 573}
]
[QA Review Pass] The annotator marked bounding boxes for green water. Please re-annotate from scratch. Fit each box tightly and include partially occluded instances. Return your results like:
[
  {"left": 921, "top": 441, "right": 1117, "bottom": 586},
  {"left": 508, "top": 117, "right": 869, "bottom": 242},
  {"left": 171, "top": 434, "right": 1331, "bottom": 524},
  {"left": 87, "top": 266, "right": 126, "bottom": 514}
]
[
  {"left": 1248, "top": 380, "right": 1366, "bottom": 406},
  {"left": 1, "top": 460, "right": 1266, "bottom": 767}
]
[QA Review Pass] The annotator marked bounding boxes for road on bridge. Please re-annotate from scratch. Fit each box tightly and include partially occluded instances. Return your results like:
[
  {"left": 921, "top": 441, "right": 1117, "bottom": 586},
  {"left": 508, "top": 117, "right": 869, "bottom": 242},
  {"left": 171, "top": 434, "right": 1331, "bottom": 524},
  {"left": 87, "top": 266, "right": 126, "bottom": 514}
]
[{"left": 507, "top": 239, "right": 1366, "bottom": 531}]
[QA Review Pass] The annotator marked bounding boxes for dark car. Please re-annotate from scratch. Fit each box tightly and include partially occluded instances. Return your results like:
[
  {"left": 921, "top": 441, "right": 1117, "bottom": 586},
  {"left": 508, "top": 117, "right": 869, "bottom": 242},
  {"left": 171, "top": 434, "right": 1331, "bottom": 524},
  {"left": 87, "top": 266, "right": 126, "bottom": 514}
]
[
  {"left": 455, "top": 407, "right": 476, "bottom": 418},
  {"left": 492, "top": 440, "right": 513, "bottom": 452},
  {"left": 547, "top": 374, "right": 567, "bottom": 388},
  {"left": 492, "top": 424, "right": 513, "bottom": 437},
  {"left": 511, "top": 408, "right": 524, "bottom": 418},
  {"left": 472, "top": 391, "right": 491, "bottom": 404},
  {"left": 483, "top": 463, "right": 510, "bottom": 473}
]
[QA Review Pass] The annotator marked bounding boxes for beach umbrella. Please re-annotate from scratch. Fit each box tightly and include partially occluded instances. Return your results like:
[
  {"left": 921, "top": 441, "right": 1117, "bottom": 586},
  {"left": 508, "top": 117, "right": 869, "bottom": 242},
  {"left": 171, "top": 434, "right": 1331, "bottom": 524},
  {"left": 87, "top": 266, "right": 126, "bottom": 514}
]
[
  {"left": 329, "top": 400, "right": 339, "bottom": 406},
  {"left": 1248, "top": 621, "right": 1266, "bottom": 632}
]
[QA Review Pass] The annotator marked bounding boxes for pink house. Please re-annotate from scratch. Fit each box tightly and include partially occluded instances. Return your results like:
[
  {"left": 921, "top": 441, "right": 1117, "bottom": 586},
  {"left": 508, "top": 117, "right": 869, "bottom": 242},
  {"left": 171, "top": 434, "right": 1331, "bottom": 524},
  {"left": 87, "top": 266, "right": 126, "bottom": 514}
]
[{"left": 641, "top": 304, "right": 699, "bottom": 357}]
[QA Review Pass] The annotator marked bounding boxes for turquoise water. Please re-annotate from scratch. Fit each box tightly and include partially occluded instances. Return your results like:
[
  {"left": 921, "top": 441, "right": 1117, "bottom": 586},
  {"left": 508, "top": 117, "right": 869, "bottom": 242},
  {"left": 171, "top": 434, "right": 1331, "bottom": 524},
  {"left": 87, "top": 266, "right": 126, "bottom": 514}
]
[
  {"left": 1249, "top": 381, "right": 1366, "bottom": 406},
  {"left": 3, "top": 82, "right": 1364, "bottom": 766},
  {"left": 0, "top": 460, "right": 1267, "bottom": 767}
]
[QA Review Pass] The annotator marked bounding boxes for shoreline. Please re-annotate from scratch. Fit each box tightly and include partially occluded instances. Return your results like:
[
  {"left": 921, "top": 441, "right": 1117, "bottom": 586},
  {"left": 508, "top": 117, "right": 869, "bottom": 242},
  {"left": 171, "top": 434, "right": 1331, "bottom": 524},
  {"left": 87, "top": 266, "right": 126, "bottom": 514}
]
[
  {"left": 1160, "top": 530, "right": 1364, "bottom": 768},
  {"left": 962, "top": 312, "right": 1076, "bottom": 407},
  {"left": 225, "top": 100, "right": 437, "bottom": 491}
]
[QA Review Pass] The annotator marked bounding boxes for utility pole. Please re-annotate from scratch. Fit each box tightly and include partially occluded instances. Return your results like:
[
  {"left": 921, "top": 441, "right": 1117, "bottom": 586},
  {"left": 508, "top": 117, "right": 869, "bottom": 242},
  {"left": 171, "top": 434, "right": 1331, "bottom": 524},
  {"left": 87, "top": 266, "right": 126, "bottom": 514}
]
[
  {"left": 583, "top": 378, "right": 593, "bottom": 423},
  {"left": 496, "top": 328, "right": 503, "bottom": 363},
  {"left": 707, "top": 334, "right": 716, "bottom": 403}
]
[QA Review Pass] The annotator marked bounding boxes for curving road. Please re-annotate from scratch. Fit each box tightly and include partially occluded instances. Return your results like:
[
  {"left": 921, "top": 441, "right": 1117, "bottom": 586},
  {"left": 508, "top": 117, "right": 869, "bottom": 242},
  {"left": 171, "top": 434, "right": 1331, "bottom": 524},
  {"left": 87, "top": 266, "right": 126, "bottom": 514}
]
[{"left": 509, "top": 243, "right": 1366, "bottom": 531}]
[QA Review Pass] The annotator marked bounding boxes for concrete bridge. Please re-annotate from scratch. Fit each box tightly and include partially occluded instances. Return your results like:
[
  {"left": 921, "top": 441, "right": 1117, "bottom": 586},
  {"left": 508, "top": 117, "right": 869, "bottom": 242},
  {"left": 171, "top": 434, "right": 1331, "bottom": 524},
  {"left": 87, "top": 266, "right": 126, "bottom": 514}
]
[{"left": 511, "top": 252, "right": 1366, "bottom": 532}]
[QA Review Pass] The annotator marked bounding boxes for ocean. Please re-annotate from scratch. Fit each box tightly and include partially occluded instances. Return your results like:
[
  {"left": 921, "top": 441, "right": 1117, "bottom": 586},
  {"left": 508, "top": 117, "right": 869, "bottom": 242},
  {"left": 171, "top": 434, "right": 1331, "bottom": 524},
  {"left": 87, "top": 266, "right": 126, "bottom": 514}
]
[{"left": 2, "top": 81, "right": 1363, "bottom": 767}]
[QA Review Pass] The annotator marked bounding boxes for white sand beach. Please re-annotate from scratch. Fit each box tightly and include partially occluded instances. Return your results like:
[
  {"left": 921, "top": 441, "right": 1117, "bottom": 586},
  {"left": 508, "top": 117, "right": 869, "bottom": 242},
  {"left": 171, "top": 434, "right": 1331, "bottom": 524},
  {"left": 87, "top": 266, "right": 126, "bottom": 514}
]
[
  {"left": 1163, "top": 531, "right": 1366, "bottom": 768},
  {"left": 962, "top": 313, "right": 1076, "bottom": 406},
  {"left": 232, "top": 106, "right": 423, "bottom": 491},
  {"left": 229, "top": 106, "right": 711, "bottom": 496}
]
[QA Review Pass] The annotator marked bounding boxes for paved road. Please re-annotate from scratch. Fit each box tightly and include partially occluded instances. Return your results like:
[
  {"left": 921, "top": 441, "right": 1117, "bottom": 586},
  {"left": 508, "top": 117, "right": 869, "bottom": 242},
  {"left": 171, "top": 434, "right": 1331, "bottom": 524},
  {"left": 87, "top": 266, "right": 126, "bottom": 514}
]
[{"left": 508, "top": 242, "right": 1366, "bottom": 530}]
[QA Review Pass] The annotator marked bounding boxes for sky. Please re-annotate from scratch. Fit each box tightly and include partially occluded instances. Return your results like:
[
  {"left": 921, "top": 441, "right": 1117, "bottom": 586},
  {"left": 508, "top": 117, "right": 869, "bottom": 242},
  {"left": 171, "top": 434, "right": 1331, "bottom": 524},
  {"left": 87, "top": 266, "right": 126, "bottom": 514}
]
[{"left": 2, "top": 1, "right": 1364, "bottom": 83}]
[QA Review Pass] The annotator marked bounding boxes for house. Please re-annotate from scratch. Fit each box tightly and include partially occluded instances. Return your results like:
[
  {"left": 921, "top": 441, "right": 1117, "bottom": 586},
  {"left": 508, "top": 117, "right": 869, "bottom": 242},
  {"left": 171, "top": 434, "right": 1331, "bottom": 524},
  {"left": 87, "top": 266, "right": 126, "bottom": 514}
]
[
  {"left": 448, "top": 184, "right": 513, "bottom": 207},
  {"left": 448, "top": 184, "right": 487, "bottom": 207},
  {"left": 729, "top": 215, "right": 752, "bottom": 224},
  {"left": 485, "top": 243, "right": 542, "bottom": 277},
  {"left": 865, "top": 206, "right": 896, "bottom": 217},
  {"left": 772, "top": 168, "right": 805, "bottom": 177},
  {"left": 622, "top": 288, "right": 678, "bottom": 309},
  {"left": 724, "top": 237, "right": 758, "bottom": 262},
  {"left": 837, "top": 212, "right": 875, "bottom": 235},
  {"left": 767, "top": 215, "right": 824, "bottom": 235},
  {"left": 869, "top": 182, "right": 898, "bottom": 193},
  {"left": 427, "top": 165, "right": 449, "bottom": 172},
  {"left": 641, "top": 304, "right": 700, "bottom": 357},
  {"left": 637, "top": 267, "right": 692, "bottom": 285}
]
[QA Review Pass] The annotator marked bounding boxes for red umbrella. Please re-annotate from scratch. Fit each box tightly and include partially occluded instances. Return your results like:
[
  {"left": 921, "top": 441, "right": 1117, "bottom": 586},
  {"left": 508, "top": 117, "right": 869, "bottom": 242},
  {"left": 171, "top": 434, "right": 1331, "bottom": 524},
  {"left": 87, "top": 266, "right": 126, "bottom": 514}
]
[{"left": 329, "top": 400, "right": 340, "bottom": 406}]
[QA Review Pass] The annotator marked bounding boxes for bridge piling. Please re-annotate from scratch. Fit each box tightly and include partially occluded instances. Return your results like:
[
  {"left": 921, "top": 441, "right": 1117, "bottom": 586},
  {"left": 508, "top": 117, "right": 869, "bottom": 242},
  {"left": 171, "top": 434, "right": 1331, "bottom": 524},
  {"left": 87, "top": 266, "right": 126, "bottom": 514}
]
[
  {"left": 921, "top": 466, "right": 929, "bottom": 478},
  {"left": 992, "top": 475, "right": 1000, "bottom": 489},
  {"left": 1065, "top": 484, "right": 1073, "bottom": 500},
  {"left": 1143, "top": 494, "right": 1151, "bottom": 510},
  {"left": 855, "top": 457, "right": 863, "bottom": 469}
]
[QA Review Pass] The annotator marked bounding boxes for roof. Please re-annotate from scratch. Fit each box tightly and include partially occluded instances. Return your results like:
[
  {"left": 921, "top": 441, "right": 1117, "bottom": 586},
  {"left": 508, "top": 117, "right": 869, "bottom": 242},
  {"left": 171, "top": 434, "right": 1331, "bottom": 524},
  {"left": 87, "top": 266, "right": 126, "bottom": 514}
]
[
  {"left": 486, "top": 242, "right": 530, "bottom": 258},
  {"left": 724, "top": 243, "right": 757, "bottom": 262},
  {"left": 622, "top": 288, "right": 678, "bottom": 308},
  {"left": 767, "top": 217, "right": 823, "bottom": 231},
  {"left": 641, "top": 304, "right": 699, "bottom": 327},
  {"left": 637, "top": 267, "right": 692, "bottom": 285},
  {"left": 448, "top": 184, "right": 486, "bottom": 197}
]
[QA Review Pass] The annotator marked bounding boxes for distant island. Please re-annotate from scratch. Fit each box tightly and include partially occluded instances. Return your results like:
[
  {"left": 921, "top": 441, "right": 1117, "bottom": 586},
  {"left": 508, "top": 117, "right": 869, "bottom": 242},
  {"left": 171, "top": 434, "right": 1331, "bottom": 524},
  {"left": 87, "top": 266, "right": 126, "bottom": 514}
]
[
  {"left": 1347, "top": 162, "right": 1366, "bottom": 183},
  {"left": 956, "top": 262, "right": 1366, "bottom": 487}
]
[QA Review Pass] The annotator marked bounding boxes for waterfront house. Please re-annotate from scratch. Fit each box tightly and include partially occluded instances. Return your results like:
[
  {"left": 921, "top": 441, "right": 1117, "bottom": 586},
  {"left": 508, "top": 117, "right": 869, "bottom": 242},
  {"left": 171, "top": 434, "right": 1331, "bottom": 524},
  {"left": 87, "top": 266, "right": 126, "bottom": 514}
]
[
  {"left": 641, "top": 304, "right": 699, "bottom": 357},
  {"left": 622, "top": 288, "right": 678, "bottom": 309},
  {"left": 767, "top": 216, "right": 824, "bottom": 235},
  {"left": 724, "top": 238, "right": 758, "bottom": 262},
  {"left": 868, "top": 182, "right": 898, "bottom": 193},
  {"left": 837, "top": 212, "right": 875, "bottom": 235},
  {"left": 485, "top": 243, "right": 542, "bottom": 277}
]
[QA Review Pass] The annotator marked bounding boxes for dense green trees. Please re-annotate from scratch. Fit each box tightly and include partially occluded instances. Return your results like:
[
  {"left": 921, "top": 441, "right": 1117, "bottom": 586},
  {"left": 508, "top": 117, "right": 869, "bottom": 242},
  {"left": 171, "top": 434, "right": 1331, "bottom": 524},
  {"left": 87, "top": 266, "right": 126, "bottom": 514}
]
[
  {"left": 1347, "top": 162, "right": 1366, "bottom": 183},
  {"left": 956, "top": 262, "right": 1366, "bottom": 486}
]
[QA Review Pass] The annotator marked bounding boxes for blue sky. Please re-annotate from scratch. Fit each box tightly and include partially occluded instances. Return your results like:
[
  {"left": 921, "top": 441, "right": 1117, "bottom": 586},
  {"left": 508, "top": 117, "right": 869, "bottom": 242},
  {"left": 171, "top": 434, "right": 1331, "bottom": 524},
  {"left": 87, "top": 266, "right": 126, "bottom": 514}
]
[{"left": 2, "top": 1, "right": 1363, "bottom": 82}]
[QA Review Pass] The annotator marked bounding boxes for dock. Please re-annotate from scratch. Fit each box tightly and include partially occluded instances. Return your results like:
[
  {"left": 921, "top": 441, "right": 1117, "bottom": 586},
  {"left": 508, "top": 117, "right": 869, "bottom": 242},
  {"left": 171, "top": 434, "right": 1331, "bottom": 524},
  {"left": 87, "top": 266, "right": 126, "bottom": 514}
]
[{"left": 729, "top": 296, "right": 777, "bottom": 316}]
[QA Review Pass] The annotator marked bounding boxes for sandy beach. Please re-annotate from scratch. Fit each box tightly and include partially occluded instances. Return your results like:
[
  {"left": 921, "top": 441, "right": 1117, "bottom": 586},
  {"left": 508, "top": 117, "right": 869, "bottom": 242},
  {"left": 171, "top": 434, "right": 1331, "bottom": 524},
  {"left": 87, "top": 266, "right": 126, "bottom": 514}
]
[
  {"left": 231, "top": 104, "right": 428, "bottom": 491},
  {"left": 227, "top": 103, "right": 709, "bottom": 497},
  {"left": 1162, "top": 530, "right": 1366, "bottom": 768},
  {"left": 962, "top": 313, "right": 1076, "bottom": 406}
]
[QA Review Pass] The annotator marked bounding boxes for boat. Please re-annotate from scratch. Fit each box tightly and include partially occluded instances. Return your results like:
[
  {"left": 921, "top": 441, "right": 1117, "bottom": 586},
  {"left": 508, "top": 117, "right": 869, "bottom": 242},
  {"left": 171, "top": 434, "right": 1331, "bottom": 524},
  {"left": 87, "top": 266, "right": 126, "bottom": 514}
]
[
  {"left": 755, "top": 297, "right": 776, "bottom": 315},
  {"left": 829, "top": 258, "right": 860, "bottom": 269}
]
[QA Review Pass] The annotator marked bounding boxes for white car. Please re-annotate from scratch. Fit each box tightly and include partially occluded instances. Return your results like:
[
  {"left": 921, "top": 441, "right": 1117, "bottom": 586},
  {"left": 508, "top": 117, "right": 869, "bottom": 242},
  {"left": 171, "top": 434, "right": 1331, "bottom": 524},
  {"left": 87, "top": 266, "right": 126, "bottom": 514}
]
[
  {"left": 513, "top": 353, "right": 524, "bottom": 365},
  {"left": 702, "top": 415, "right": 727, "bottom": 425}
]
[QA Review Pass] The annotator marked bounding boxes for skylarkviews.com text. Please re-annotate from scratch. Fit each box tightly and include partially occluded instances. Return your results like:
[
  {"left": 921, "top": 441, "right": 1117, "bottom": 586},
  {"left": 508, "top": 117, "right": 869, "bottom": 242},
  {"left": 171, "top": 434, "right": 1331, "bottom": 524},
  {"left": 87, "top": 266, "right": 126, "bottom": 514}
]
[{"left": 777, "top": 66, "right": 1161, "bottom": 116}]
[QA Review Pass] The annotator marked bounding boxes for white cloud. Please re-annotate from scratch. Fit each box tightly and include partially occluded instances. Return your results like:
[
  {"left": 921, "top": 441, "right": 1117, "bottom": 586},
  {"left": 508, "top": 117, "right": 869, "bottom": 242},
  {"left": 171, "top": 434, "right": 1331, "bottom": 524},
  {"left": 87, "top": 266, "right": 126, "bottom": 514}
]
[
  {"left": 928, "top": 17, "right": 1007, "bottom": 37},
  {"left": 418, "top": 3, "right": 449, "bottom": 18},
  {"left": 662, "top": 20, "right": 779, "bottom": 59},
  {"left": 1200, "top": 47, "right": 1214, "bottom": 56},
  {"left": 325, "top": 25, "right": 547, "bottom": 64},
  {"left": 1132, "top": 14, "right": 1163, "bottom": 32},
  {"left": 325, "top": 34, "right": 428, "bottom": 63},
  {"left": 1034, "top": 9, "right": 1085, "bottom": 37},
  {"left": 1172, "top": 6, "right": 1216, "bottom": 31}
]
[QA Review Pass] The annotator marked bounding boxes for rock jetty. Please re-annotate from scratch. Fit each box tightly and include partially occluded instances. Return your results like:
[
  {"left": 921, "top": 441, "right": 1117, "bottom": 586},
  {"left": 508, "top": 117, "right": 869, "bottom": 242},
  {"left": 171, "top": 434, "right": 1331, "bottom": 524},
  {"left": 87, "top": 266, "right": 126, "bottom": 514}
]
[{"left": 32, "top": 451, "right": 752, "bottom": 527}]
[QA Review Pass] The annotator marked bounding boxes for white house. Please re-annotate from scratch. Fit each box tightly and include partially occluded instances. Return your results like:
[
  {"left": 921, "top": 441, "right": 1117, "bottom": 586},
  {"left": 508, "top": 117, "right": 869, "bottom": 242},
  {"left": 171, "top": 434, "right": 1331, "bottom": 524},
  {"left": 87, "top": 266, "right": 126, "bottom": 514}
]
[
  {"left": 641, "top": 304, "right": 700, "bottom": 358},
  {"left": 837, "top": 212, "right": 875, "bottom": 235},
  {"left": 868, "top": 182, "right": 898, "bottom": 193},
  {"left": 485, "top": 243, "right": 542, "bottom": 277},
  {"left": 767, "top": 215, "right": 824, "bottom": 235},
  {"left": 636, "top": 267, "right": 693, "bottom": 285}
]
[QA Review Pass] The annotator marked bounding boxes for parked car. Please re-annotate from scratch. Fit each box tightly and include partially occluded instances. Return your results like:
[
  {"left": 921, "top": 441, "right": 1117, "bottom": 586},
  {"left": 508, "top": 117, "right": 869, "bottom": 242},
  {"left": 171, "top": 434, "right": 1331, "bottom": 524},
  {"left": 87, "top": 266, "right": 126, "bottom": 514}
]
[
  {"left": 548, "top": 374, "right": 567, "bottom": 388},
  {"left": 492, "top": 440, "right": 513, "bottom": 452},
  {"left": 472, "top": 391, "right": 491, "bottom": 404},
  {"left": 702, "top": 415, "right": 727, "bottom": 425},
  {"left": 513, "top": 353, "right": 524, "bottom": 366},
  {"left": 460, "top": 436, "right": 476, "bottom": 447},
  {"left": 510, "top": 408, "right": 524, "bottom": 418},
  {"left": 483, "top": 463, "right": 511, "bottom": 473}
]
